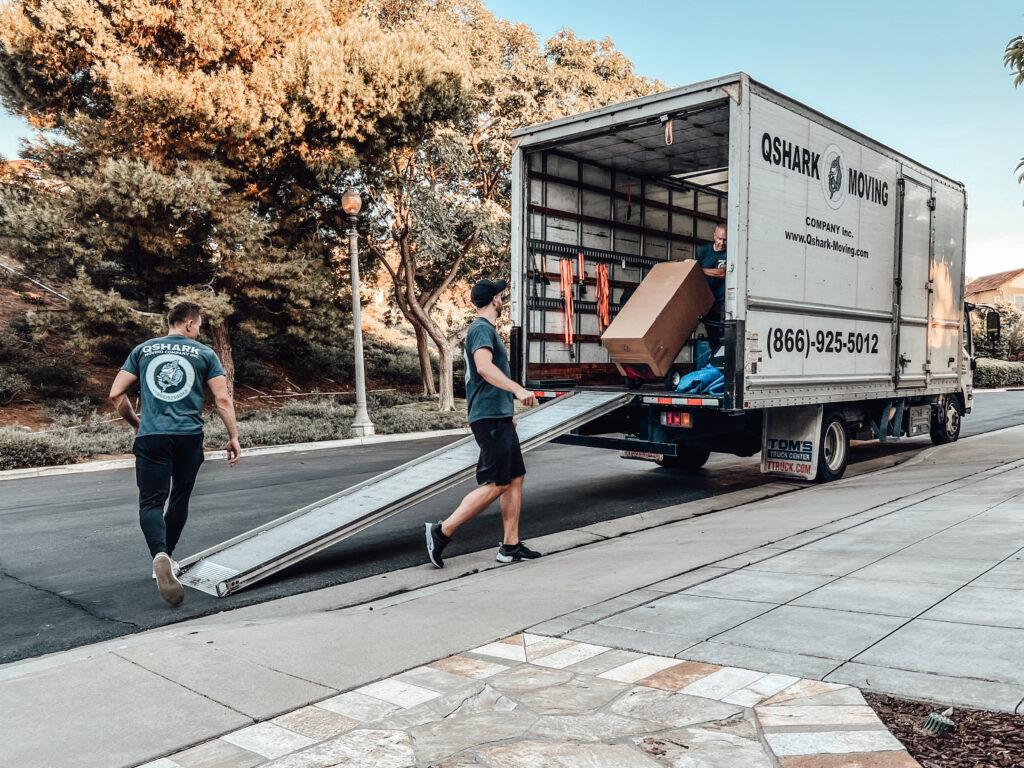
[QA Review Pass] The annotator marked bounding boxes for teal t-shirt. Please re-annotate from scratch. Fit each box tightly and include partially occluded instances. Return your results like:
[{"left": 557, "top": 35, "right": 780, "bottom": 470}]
[
  {"left": 122, "top": 335, "right": 226, "bottom": 437},
  {"left": 696, "top": 243, "right": 728, "bottom": 302},
  {"left": 464, "top": 318, "right": 514, "bottom": 424}
]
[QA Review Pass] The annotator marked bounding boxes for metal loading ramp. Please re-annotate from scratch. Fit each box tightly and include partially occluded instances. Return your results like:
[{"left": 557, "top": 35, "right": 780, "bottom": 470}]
[{"left": 179, "top": 390, "right": 633, "bottom": 597}]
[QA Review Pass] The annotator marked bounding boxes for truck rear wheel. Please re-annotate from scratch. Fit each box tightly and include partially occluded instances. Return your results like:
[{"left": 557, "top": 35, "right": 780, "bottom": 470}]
[
  {"left": 816, "top": 415, "right": 849, "bottom": 482},
  {"left": 656, "top": 446, "right": 711, "bottom": 470},
  {"left": 930, "top": 397, "right": 962, "bottom": 445}
]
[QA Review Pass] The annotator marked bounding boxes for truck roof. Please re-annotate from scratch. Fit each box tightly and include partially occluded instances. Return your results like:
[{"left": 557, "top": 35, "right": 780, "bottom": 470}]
[{"left": 510, "top": 72, "right": 963, "bottom": 189}]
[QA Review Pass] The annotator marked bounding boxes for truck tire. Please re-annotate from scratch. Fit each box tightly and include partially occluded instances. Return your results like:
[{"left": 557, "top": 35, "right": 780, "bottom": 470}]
[
  {"left": 657, "top": 446, "right": 711, "bottom": 470},
  {"left": 930, "top": 397, "right": 962, "bottom": 445},
  {"left": 816, "top": 414, "right": 849, "bottom": 482}
]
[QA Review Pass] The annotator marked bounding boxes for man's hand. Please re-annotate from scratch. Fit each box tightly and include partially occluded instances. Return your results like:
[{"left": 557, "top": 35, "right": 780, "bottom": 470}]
[
  {"left": 515, "top": 387, "right": 538, "bottom": 407},
  {"left": 702, "top": 267, "right": 726, "bottom": 278},
  {"left": 226, "top": 437, "right": 242, "bottom": 467}
]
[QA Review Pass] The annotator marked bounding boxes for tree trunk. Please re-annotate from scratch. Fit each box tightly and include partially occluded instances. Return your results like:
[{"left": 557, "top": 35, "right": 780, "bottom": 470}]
[
  {"left": 208, "top": 318, "right": 235, "bottom": 400},
  {"left": 414, "top": 323, "right": 437, "bottom": 396},
  {"left": 436, "top": 339, "right": 455, "bottom": 412}
]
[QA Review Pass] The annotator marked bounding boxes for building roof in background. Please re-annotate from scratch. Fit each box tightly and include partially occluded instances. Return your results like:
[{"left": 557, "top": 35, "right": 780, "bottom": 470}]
[{"left": 965, "top": 268, "right": 1024, "bottom": 296}]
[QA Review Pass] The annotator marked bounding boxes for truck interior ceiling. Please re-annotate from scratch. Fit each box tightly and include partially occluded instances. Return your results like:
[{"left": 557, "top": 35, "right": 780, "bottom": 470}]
[{"left": 526, "top": 98, "right": 731, "bottom": 389}]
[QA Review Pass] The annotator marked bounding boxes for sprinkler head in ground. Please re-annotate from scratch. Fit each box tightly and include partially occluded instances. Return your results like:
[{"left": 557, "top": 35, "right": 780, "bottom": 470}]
[{"left": 919, "top": 707, "right": 955, "bottom": 735}]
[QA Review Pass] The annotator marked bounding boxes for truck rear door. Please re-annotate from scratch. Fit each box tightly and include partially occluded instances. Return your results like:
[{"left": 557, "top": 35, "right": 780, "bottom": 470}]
[
  {"left": 895, "top": 172, "right": 966, "bottom": 389},
  {"left": 894, "top": 173, "right": 933, "bottom": 388}
]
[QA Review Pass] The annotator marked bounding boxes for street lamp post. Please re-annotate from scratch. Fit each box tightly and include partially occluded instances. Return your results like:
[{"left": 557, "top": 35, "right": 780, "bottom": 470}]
[{"left": 341, "top": 187, "right": 375, "bottom": 436}]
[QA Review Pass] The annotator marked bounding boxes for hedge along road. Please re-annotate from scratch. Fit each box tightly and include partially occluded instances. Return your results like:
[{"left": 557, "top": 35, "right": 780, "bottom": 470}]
[{"left": 1, "top": 390, "right": 1020, "bottom": 664}]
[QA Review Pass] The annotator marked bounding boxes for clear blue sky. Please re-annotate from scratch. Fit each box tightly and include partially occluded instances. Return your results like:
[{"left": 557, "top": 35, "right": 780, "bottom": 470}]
[{"left": 2, "top": 0, "right": 1021, "bottom": 278}]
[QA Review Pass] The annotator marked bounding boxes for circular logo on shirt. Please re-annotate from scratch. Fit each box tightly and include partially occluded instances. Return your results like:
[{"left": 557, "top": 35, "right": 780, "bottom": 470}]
[
  {"left": 146, "top": 354, "right": 196, "bottom": 403},
  {"left": 821, "top": 144, "right": 847, "bottom": 210}
]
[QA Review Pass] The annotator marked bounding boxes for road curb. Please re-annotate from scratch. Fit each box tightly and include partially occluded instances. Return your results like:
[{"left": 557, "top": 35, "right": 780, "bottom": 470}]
[{"left": 0, "top": 427, "right": 471, "bottom": 482}]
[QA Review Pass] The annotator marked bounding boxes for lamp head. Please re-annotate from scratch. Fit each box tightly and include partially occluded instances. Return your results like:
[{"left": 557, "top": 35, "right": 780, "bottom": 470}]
[{"left": 341, "top": 187, "right": 362, "bottom": 216}]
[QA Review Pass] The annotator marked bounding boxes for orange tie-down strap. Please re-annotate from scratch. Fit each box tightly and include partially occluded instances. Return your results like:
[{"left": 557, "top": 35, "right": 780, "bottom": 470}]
[
  {"left": 595, "top": 263, "right": 610, "bottom": 330},
  {"left": 559, "top": 258, "right": 574, "bottom": 346}
]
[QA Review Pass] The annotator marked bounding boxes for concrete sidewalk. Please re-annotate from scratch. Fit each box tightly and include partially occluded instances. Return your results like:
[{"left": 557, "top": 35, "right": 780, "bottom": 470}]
[{"left": 2, "top": 426, "right": 1023, "bottom": 767}]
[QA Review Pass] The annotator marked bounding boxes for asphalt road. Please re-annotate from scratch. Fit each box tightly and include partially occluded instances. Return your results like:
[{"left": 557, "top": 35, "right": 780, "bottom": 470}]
[{"left": 1, "top": 391, "right": 1021, "bottom": 664}]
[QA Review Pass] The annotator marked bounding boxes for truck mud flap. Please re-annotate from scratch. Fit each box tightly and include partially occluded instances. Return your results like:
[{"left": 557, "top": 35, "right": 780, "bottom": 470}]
[{"left": 761, "top": 405, "right": 823, "bottom": 480}]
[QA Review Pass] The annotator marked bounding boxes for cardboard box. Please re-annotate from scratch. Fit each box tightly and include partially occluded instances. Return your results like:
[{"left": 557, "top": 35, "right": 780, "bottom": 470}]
[{"left": 601, "top": 260, "right": 715, "bottom": 378}]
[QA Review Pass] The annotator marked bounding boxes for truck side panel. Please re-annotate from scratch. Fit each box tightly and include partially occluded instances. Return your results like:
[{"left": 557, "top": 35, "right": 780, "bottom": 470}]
[{"left": 738, "top": 90, "right": 964, "bottom": 408}]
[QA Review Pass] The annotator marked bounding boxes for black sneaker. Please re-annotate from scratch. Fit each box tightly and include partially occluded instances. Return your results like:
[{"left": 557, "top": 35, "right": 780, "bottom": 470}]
[
  {"left": 425, "top": 521, "right": 450, "bottom": 568},
  {"left": 496, "top": 541, "right": 542, "bottom": 564}
]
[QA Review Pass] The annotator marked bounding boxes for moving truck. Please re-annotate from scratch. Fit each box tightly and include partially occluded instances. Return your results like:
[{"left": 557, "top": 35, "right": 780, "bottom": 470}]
[{"left": 508, "top": 73, "right": 977, "bottom": 481}]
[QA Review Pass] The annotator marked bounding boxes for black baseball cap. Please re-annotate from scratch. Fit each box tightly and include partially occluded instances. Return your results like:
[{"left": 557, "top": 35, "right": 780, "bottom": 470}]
[{"left": 470, "top": 279, "right": 507, "bottom": 307}]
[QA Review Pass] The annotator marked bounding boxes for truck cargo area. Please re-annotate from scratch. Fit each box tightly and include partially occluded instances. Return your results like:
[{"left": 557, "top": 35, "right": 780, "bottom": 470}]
[
  {"left": 517, "top": 97, "right": 729, "bottom": 391},
  {"left": 511, "top": 74, "right": 971, "bottom": 481}
]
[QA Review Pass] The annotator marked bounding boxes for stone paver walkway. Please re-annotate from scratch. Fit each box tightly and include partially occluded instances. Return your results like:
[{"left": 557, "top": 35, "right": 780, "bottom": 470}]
[
  {"left": 142, "top": 634, "right": 919, "bottom": 768},
  {"left": 532, "top": 457, "right": 1024, "bottom": 714}
]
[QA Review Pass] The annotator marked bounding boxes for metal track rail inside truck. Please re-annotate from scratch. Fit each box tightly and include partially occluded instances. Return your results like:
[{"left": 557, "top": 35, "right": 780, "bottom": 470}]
[{"left": 179, "top": 389, "right": 632, "bottom": 597}]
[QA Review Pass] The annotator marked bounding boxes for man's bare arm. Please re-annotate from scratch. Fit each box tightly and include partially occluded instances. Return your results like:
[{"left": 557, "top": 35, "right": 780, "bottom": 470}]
[
  {"left": 108, "top": 370, "right": 141, "bottom": 432},
  {"left": 207, "top": 375, "right": 242, "bottom": 466},
  {"left": 473, "top": 348, "right": 537, "bottom": 407},
  {"left": 702, "top": 266, "right": 726, "bottom": 278}
]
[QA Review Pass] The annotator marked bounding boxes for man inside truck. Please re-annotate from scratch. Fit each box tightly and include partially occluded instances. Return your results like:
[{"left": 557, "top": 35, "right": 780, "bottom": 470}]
[{"left": 696, "top": 222, "right": 727, "bottom": 351}]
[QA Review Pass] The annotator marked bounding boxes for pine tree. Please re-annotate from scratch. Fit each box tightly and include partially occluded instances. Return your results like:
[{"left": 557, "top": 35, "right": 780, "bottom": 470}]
[
  {"left": 362, "top": 0, "right": 661, "bottom": 411},
  {"left": 0, "top": 0, "right": 467, "bottom": 395}
]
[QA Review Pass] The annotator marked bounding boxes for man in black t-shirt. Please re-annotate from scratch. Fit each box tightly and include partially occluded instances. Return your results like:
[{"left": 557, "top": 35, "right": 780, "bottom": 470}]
[
  {"left": 424, "top": 279, "right": 540, "bottom": 568},
  {"left": 696, "top": 222, "right": 728, "bottom": 351}
]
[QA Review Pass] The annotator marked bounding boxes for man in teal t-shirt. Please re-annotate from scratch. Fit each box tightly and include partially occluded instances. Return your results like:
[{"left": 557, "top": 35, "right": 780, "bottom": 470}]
[
  {"left": 695, "top": 222, "right": 728, "bottom": 351},
  {"left": 109, "top": 302, "right": 241, "bottom": 606},
  {"left": 424, "top": 279, "right": 542, "bottom": 569}
]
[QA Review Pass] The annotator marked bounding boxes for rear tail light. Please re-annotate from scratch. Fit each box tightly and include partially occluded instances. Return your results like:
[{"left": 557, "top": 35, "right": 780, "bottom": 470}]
[{"left": 662, "top": 411, "right": 691, "bottom": 427}]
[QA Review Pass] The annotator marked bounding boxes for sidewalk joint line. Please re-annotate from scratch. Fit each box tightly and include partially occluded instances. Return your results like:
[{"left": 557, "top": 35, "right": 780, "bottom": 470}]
[{"left": 111, "top": 649, "right": 258, "bottom": 722}]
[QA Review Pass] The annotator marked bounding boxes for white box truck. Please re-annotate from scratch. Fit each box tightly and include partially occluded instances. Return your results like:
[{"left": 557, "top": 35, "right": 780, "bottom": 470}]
[{"left": 508, "top": 73, "right": 977, "bottom": 481}]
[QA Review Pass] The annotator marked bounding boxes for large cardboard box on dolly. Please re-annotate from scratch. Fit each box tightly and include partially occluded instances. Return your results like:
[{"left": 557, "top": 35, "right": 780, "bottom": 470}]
[{"left": 601, "top": 260, "right": 714, "bottom": 378}]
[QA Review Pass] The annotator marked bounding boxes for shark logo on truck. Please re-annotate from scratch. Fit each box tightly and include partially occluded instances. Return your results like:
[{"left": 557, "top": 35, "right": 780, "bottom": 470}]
[{"left": 761, "top": 133, "right": 888, "bottom": 209}]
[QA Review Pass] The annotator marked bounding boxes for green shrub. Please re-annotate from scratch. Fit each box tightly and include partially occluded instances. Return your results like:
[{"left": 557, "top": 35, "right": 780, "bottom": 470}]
[
  {"left": 20, "top": 360, "right": 88, "bottom": 398},
  {"left": 973, "top": 358, "right": 1024, "bottom": 389},
  {"left": 203, "top": 397, "right": 358, "bottom": 449},
  {"left": 0, "top": 324, "right": 89, "bottom": 401},
  {"left": 0, "top": 370, "right": 29, "bottom": 403},
  {"left": 370, "top": 407, "right": 467, "bottom": 434},
  {"left": 1, "top": 394, "right": 468, "bottom": 469},
  {"left": 0, "top": 430, "right": 82, "bottom": 470},
  {"left": 234, "top": 357, "right": 277, "bottom": 389},
  {"left": 43, "top": 398, "right": 94, "bottom": 420}
]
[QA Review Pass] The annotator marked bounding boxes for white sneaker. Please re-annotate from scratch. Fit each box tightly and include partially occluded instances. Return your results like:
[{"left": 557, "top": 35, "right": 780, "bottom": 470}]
[
  {"left": 151, "top": 558, "right": 180, "bottom": 579},
  {"left": 153, "top": 553, "right": 185, "bottom": 607}
]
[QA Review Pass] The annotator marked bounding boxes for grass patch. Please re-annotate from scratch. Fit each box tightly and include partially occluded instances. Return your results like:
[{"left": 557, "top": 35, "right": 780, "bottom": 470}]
[{"left": 0, "top": 392, "right": 469, "bottom": 470}]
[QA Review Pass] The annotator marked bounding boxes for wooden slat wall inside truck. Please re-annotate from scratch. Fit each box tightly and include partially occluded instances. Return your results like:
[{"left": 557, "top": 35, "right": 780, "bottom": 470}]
[{"left": 525, "top": 150, "right": 726, "bottom": 384}]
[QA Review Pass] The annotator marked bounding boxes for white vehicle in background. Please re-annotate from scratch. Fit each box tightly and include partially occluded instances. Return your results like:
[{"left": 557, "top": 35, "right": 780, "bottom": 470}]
[{"left": 508, "top": 72, "right": 978, "bottom": 481}]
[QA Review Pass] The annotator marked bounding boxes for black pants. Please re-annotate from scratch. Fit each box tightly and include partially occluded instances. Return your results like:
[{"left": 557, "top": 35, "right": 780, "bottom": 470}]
[
  {"left": 133, "top": 434, "right": 205, "bottom": 558},
  {"left": 705, "top": 301, "right": 725, "bottom": 353}
]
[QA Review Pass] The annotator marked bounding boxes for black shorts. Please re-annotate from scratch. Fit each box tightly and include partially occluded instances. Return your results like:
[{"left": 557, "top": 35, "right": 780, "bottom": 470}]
[{"left": 470, "top": 417, "right": 526, "bottom": 487}]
